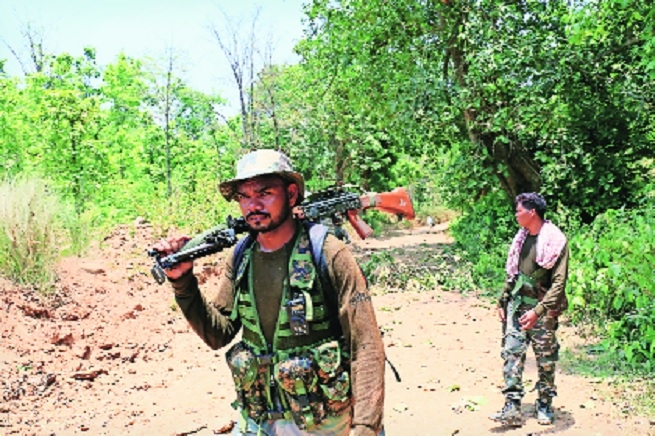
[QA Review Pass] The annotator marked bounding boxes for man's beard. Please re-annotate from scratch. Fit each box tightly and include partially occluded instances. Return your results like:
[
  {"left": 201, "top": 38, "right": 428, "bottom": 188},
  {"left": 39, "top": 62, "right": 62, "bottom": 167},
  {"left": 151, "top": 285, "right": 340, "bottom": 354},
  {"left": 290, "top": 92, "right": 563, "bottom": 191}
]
[{"left": 247, "top": 202, "right": 292, "bottom": 233}]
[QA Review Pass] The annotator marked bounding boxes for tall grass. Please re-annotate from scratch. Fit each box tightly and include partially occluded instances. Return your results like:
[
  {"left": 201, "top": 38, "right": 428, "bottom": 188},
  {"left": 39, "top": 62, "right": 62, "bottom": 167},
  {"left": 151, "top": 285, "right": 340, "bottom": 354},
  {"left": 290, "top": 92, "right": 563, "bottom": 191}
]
[{"left": 0, "top": 177, "right": 65, "bottom": 291}]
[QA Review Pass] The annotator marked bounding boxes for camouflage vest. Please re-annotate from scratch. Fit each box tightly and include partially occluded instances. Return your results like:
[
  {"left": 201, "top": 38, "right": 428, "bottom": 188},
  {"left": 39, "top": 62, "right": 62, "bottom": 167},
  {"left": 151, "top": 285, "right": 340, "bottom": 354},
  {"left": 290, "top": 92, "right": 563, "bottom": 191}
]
[{"left": 225, "top": 224, "right": 351, "bottom": 429}]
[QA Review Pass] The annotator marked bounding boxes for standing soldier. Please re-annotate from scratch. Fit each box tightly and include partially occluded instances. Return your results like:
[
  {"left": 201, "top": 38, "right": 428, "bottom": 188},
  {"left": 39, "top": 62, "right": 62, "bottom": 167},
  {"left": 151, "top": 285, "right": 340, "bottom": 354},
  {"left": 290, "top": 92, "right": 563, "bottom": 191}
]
[
  {"left": 153, "top": 149, "right": 386, "bottom": 436},
  {"left": 490, "top": 192, "right": 569, "bottom": 427}
]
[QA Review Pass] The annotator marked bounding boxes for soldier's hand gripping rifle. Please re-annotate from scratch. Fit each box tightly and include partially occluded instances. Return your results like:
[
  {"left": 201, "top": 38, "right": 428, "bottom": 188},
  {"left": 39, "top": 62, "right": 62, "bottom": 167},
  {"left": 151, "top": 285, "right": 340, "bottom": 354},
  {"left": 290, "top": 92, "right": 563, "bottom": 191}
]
[
  {"left": 299, "top": 185, "right": 415, "bottom": 239},
  {"left": 147, "top": 216, "right": 249, "bottom": 285},
  {"left": 148, "top": 185, "right": 415, "bottom": 284}
]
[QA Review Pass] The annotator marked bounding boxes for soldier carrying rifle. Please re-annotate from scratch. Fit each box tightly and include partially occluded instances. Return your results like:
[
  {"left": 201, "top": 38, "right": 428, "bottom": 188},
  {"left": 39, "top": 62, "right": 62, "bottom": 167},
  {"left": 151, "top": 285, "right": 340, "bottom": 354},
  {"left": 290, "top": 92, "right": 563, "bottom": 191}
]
[{"left": 152, "top": 149, "right": 386, "bottom": 436}]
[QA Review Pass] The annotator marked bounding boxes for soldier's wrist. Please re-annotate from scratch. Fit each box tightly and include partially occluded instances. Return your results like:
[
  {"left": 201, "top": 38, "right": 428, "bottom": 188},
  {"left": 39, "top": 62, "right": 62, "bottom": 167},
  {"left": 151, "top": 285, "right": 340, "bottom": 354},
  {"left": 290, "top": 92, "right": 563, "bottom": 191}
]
[{"left": 171, "top": 271, "right": 198, "bottom": 297}]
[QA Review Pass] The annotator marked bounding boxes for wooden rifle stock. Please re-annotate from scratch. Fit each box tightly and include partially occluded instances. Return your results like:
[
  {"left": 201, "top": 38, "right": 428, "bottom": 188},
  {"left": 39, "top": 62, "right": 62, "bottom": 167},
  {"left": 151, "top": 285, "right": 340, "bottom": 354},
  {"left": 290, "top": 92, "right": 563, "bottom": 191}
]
[
  {"left": 359, "top": 187, "right": 416, "bottom": 219},
  {"left": 346, "top": 209, "right": 374, "bottom": 239},
  {"left": 346, "top": 187, "right": 416, "bottom": 239}
]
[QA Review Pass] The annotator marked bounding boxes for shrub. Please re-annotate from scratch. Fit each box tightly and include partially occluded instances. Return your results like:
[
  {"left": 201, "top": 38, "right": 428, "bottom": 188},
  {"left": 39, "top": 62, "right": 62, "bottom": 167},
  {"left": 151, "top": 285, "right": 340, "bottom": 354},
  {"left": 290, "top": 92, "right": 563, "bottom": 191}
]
[
  {"left": 448, "top": 190, "right": 515, "bottom": 293},
  {"left": 569, "top": 206, "right": 655, "bottom": 366},
  {"left": 135, "top": 178, "right": 238, "bottom": 238},
  {"left": 0, "top": 177, "right": 67, "bottom": 290}
]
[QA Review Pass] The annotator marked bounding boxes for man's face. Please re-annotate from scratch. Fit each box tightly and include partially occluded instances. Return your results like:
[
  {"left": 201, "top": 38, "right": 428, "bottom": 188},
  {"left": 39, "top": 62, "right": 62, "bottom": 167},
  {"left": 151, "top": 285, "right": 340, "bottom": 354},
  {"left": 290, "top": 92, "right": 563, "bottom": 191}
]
[
  {"left": 234, "top": 175, "right": 296, "bottom": 233},
  {"left": 515, "top": 202, "right": 535, "bottom": 228}
]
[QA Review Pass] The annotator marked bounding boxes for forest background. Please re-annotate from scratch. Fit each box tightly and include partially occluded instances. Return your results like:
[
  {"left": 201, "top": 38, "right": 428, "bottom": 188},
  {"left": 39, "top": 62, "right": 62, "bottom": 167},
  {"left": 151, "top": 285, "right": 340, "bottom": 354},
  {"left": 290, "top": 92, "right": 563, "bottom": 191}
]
[{"left": 1, "top": 0, "right": 654, "bottom": 407}]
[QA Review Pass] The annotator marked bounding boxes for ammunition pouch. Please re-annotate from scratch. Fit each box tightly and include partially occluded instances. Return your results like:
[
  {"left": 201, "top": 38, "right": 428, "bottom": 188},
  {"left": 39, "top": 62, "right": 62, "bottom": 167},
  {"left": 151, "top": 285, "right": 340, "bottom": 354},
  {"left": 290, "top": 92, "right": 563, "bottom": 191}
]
[
  {"left": 314, "top": 340, "right": 351, "bottom": 415},
  {"left": 274, "top": 339, "right": 351, "bottom": 429},
  {"left": 275, "top": 353, "right": 326, "bottom": 429},
  {"left": 225, "top": 342, "right": 269, "bottom": 420},
  {"left": 226, "top": 340, "right": 351, "bottom": 430}
]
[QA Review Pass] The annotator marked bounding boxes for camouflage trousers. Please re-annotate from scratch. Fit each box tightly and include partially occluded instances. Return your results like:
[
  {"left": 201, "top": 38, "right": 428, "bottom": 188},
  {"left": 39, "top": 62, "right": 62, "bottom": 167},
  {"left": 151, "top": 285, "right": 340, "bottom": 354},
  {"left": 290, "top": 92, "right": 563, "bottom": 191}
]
[
  {"left": 501, "top": 300, "right": 560, "bottom": 401},
  {"left": 232, "top": 410, "right": 386, "bottom": 435}
]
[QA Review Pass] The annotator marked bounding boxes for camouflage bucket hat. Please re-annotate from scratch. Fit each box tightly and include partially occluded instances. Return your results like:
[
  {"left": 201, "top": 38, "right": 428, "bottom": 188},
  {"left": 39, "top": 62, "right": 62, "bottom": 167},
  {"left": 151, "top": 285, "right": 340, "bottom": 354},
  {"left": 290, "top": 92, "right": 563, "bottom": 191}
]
[{"left": 219, "top": 149, "right": 305, "bottom": 202}]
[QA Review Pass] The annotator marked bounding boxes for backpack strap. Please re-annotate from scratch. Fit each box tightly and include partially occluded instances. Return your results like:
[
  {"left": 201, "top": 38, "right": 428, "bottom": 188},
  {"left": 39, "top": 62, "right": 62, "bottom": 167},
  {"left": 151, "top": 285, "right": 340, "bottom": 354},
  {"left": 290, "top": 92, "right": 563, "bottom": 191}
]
[
  {"left": 304, "top": 222, "right": 336, "bottom": 309},
  {"left": 230, "top": 233, "right": 256, "bottom": 322},
  {"left": 307, "top": 222, "right": 329, "bottom": 281},
  {"left": 233, "top": 233, "right": 255, "bottom": 273},
  {"left": 306, "top": 221, "right": 401, "bottom": 382}
]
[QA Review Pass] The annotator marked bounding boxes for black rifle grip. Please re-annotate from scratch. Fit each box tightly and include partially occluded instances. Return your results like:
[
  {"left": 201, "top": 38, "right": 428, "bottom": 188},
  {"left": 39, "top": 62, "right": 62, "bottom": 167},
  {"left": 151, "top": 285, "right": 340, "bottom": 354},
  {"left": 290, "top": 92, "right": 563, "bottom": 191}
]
[{"left": 151, "top": 264, "right": 167, "bottom": 285}]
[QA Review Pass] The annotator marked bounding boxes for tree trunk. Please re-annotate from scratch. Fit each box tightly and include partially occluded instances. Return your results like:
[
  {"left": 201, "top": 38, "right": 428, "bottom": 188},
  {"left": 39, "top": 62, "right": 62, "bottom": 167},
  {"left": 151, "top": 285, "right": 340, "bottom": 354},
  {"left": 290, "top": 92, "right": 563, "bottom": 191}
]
[{"left": 445, "top": 6, "right": 542, "bottom": 200}]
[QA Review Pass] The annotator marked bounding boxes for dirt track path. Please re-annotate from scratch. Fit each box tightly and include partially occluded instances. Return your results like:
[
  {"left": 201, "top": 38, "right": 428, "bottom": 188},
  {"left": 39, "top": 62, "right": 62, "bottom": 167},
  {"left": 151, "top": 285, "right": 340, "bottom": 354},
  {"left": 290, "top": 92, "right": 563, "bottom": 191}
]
[{"left": 1, "top": 224, "right": 653, "bottom": 435}]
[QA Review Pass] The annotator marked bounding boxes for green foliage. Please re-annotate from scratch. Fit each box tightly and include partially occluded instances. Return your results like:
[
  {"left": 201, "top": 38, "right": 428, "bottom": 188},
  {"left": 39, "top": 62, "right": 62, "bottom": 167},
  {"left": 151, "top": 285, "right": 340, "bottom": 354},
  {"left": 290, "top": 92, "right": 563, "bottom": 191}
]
[
  {"left": 0, "top": 177, "right": 66, "bottom": 290},
  {"left": 149, "top": 180, "right": 240, "bottom": 237},
  {"left": 0, "top": 49, "right": 238, "bottom": 235},
  {"left": 299, "top": 0, "right": 655, "bottom": 223},
  {"left": 58, "top": 207, "right": 95, "bottom": 257},
  {"left": 568, "top": 207, "right": 655, "bottom": 366},
  {"left": 448, "top": 190, "right": 515, "bottom": 293}
]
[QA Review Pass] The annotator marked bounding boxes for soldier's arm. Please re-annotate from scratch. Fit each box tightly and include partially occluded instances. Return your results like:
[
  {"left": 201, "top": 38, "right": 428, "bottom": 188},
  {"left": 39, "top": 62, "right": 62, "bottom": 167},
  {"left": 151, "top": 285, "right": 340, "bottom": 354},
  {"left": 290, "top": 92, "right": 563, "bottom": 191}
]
[
  {"left": 172, "top": 250, "right": 242, "bottom": 349},
  {"left": 534, "top": 242, "right": 569, "bottom": 317},
  {"left": 325, "top": 237, "right": 385, "bottom": 436}
]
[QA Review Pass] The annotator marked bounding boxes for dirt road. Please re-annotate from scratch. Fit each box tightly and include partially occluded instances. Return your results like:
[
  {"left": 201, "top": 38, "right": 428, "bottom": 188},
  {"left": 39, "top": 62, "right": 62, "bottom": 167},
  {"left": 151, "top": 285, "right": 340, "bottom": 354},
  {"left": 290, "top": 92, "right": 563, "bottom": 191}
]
[{"left": 1, "top": 222, "right": 653, "bottom": 435}]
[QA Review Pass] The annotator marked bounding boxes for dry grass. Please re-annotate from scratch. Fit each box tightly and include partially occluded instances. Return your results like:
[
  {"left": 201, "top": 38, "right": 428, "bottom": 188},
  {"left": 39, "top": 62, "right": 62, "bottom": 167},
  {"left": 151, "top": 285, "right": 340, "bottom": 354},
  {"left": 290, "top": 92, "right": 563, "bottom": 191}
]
[{"left": 0, "top": 177, "right": 65, "bottom": 291}]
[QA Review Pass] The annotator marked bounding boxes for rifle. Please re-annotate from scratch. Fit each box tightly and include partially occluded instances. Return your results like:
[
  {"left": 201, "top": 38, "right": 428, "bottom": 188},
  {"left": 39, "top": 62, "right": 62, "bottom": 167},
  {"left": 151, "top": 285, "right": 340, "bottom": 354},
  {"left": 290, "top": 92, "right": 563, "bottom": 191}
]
[
  {"left": 147, "top": 216, "right": 249, "bottom": 285},
  {"left": 299, "top": 185, "right": 415, "bottom": 239},
  {"left": 148, "top": 185, "right": 415, "bottom": 284}
]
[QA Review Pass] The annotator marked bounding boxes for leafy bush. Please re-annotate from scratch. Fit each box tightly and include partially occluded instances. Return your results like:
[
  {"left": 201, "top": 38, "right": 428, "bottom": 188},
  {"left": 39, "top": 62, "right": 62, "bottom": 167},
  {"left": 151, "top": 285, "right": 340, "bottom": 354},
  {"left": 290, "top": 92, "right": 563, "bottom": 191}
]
[
  {"left": 0, "top": 177, "right": 67, "bottom": 290},
  {"left": 569, "top": 207, "right": 655, "bottom": 366},
  {"left": 448, "top": 190, "right": 515, "bottom": 294},
  {"left": 59, "top": 207, "right": 95, "bottom": 257},
  {"left": 136, "top": 179, "right": 238, "bottom": 237}
]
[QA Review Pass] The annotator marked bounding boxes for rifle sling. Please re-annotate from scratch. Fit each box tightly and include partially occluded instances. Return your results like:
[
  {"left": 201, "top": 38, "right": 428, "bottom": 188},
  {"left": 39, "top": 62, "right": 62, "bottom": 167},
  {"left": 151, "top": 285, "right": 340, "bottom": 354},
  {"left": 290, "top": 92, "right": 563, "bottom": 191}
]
[{"left": 510, "top": 268, "right": 547, "bottom": 306}]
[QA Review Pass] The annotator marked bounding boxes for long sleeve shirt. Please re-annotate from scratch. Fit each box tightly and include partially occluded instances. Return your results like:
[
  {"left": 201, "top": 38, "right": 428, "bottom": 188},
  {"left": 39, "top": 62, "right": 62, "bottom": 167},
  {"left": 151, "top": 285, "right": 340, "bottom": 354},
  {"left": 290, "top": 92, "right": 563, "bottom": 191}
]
[
  {"left": 170, "top": 231, "right": 385, "bottom": 435},
  {"left": 498, "top": 234, "right": 570, "bottom": 317}
]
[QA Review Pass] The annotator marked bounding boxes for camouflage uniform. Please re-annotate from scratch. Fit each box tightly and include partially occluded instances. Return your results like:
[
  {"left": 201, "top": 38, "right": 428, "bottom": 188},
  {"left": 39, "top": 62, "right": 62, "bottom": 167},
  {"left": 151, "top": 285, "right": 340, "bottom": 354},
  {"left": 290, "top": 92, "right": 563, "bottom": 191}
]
[
  {"left": 493, "top": 231, "right": 569, "bottom": 426},
  {"left": 498, "top": 234, "right": 568, "bottom": 404},
  {"left": 501, "top": 300, "right": 559, "bottom": 401},
  {"left": 234, "top": 412, "right": 352, "bottom": 436}
]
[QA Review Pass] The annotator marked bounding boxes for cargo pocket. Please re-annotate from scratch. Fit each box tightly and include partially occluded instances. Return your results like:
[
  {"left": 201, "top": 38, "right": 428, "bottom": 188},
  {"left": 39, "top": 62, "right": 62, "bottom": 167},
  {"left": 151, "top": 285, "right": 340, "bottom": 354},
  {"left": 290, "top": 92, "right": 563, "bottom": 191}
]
[
  {"left": 274, "top": 354, "right": 326, "bottom": 429},
  {"left": 314, "top": 340, "right": 351, "bottom": 415},
  {"left": 225, "top": 342, "right": 268, "bottom": 419}
]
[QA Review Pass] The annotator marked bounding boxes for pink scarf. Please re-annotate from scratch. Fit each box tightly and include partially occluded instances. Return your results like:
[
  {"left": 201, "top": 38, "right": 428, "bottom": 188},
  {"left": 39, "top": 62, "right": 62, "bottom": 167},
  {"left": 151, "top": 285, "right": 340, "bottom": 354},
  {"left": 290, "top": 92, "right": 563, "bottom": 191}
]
[{"left": 505, "top": 220, "right": 567, "bottom": 278}]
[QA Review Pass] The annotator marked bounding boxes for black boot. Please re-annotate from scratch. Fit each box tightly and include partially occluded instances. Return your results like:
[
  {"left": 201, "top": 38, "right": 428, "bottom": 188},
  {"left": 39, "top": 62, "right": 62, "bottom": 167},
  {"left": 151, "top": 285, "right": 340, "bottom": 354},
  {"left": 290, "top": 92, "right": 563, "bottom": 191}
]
[
  {"left": 535, "top": 398, "right": 555, "bottom": 425},
  {"left": 489, "top": 399, "right": 523, "bottom": 426}
]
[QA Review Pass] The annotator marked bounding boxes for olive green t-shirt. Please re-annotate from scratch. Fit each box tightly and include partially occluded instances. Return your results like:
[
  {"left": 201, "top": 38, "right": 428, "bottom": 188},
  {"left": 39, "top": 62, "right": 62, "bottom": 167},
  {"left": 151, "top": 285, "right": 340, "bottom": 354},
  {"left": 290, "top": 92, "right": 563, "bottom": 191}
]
[{"left": 250, "top": 241, "right": 293, "bottom": 344}]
